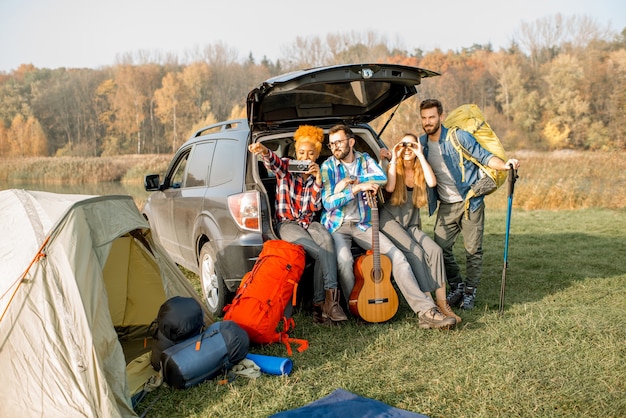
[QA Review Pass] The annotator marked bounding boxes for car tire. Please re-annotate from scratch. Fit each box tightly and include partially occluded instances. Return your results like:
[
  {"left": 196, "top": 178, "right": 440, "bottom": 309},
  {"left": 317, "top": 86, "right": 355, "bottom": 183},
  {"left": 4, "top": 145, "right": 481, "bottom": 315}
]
[{"left": 199, "top": 242, "right": 230, "bottom": 317}]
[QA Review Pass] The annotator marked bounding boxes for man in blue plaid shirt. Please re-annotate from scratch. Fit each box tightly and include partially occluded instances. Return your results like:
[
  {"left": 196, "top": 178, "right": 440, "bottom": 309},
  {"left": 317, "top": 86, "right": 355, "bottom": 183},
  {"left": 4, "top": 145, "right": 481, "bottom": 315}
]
[{"left": 320, "top": 124, "right": 456, "bottom": 329}]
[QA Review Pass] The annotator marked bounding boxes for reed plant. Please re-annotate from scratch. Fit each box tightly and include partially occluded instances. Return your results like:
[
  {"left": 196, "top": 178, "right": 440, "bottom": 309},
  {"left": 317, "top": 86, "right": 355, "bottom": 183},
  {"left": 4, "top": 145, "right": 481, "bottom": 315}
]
[
  {"left": 486, "top": 150, "right": 625, "bottom": 210},
  {"left": 0, "top": 154, "right": 171, "bottom": 184},
  {"left": 1, "top": 151, "right": 624, "bottom": 211}
]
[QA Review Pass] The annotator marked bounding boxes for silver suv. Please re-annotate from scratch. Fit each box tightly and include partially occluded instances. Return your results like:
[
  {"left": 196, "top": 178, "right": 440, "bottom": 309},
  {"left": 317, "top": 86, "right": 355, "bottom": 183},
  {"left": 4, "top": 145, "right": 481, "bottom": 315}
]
[{"left": 143, "top": 63, "right": 439, "bottom": 316}]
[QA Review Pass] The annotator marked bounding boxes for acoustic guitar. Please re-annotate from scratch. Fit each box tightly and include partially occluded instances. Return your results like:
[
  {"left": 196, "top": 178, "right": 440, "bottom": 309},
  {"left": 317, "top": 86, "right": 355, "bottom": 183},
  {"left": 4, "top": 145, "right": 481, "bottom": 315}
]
[{"left": 349, "top": 190, "right": 399, "bottom": 323}]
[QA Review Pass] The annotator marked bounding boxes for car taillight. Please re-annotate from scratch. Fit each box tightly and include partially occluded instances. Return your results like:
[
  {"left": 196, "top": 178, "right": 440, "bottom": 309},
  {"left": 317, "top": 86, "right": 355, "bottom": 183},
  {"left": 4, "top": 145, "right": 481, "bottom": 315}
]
[{"left": 227, "top": 191, "right": 261, "bottom": 232}]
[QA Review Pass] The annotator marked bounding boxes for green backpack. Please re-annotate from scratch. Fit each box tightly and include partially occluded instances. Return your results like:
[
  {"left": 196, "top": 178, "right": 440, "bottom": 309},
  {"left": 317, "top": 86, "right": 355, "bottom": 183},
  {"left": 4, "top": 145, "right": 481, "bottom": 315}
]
[{"left": 444, "top": 104, "right": 507, "bottom": 199}]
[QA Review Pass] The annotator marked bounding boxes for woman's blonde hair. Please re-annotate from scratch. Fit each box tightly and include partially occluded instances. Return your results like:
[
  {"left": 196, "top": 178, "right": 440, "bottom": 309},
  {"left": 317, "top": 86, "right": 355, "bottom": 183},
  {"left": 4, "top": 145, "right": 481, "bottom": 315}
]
[
  {"left": 294, "top": 125, "right": 324, "bottom": 155},
  {"left": 389, "top": 133, "right": 427, "bottom": 208}
]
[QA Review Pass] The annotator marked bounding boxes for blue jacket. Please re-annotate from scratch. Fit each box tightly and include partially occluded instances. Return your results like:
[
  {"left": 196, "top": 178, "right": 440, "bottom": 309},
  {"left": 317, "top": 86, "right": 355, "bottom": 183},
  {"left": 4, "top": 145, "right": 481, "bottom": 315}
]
[{"left": 419, "top": 126, "right": 494, "bottom": 216}]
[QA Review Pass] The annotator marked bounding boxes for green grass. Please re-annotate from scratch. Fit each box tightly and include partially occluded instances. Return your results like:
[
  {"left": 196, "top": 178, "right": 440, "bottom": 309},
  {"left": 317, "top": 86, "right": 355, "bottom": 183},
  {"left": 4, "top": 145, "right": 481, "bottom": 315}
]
[{"left": 136, "top": 208, "right": 626, "bottom": 418}]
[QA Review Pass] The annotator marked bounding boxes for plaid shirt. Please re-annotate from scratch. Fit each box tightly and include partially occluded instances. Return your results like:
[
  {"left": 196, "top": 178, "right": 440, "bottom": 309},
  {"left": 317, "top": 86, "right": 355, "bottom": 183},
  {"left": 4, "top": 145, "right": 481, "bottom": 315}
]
[
  {"left": 320, "top": 151, "right": 387, "bottom": 233},
  {"left": 261, "top": 149, "right": 322, "bottom": 229}
]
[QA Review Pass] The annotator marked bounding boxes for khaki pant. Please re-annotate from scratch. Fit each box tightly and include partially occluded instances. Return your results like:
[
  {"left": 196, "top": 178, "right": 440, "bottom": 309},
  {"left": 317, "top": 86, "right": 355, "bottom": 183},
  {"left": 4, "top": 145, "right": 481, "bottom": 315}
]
[{"left": 434, "top": 201, "right": 484, "bottom": 289}]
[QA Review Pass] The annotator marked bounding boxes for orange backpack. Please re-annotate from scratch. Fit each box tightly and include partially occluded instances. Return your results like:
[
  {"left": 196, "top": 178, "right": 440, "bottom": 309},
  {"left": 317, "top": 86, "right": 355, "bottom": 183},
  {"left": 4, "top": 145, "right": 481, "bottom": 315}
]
[{"left": 223, "top": 240, "right": 308, "bottom": 355}]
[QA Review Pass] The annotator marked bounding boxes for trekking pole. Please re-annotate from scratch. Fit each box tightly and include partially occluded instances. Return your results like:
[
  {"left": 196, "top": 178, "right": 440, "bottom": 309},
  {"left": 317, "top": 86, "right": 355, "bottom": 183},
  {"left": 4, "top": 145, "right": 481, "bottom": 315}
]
[{"left": 499, "top": 165, "right": 519, "bottom": 315}]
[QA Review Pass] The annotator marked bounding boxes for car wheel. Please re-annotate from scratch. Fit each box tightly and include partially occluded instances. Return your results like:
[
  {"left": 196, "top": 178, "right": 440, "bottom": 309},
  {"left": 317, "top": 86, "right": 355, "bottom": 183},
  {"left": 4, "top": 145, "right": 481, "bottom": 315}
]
[{"left": 199, "top": 242, "right": 229, "bottom": 317}]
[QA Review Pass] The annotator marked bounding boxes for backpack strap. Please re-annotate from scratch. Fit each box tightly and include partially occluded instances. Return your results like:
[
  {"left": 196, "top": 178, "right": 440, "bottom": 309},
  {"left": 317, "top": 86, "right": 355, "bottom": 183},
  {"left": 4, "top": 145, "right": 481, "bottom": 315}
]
[
  {"left": 446, "top": 128, "right": 480, "bottom": 219},
  {"left": 291, "top": 281, "right": 298, "bottom": 306},
  {"left": 279, "top": 316, "right": 309, "bottom": 355},
  {"left": 447, "top": 128, "right": 468, "bottom": 183}
]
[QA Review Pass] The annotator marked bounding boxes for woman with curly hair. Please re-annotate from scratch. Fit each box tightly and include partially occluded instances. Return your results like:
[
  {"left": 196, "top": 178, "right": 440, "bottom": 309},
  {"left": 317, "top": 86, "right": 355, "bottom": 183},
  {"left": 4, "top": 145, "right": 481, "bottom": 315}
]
[
  {"left": 248, "top": 125, "right": 347, "bottom": 324},
  {"left": 380, "top": 133, "right": 461, "bottom": 323}
]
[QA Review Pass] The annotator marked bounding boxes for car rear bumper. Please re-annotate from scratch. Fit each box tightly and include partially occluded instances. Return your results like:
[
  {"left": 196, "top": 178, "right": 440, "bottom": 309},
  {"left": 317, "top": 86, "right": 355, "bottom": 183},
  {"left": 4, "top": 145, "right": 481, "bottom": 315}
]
[{"left": 216, "top": 236, "right": 265, "bottom": 291}]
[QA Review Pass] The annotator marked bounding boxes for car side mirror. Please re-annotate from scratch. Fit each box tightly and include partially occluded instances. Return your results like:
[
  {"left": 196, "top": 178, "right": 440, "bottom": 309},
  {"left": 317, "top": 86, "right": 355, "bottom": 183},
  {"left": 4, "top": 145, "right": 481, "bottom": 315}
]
[{"left": 144, "top": 174, "right": 161, "bottom": 191}]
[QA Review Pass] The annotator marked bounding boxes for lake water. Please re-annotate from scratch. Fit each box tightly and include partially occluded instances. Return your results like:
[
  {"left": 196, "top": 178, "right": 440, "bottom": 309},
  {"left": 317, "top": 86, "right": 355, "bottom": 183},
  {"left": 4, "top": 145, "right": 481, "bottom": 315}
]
[{"left": 0, "top": 180, "right": 151, "bottom": 210}]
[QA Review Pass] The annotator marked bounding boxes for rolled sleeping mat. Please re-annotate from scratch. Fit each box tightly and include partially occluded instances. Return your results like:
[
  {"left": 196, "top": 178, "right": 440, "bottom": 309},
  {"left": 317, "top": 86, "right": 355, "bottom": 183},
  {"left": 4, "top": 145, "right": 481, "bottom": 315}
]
[{"left": 246, "top": 353, "right": 293, "bottom": 376}]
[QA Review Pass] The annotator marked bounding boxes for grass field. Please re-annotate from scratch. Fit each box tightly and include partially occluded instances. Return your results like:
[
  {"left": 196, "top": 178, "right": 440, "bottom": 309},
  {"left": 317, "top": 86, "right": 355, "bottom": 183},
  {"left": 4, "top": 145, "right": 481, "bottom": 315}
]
[
  {"left": 2, "top": 152, "right": 624, "bottom": 417},
  {"left": 136, "top": 208, "right": 626, "bottom": 418}
]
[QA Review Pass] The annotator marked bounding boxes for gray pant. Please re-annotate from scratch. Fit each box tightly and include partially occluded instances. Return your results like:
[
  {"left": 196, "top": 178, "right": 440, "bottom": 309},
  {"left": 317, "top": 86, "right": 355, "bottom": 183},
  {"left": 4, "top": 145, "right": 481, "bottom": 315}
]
[
  {"left": 331, "top": 222, "right": 436, "bottom": 314},
  {"left": 277, "top": 221, "right": 338, "bottom": 304},
  {"left": 434, "top": 201, "right": 485, "bottom": 289},
  {"left": 379, "top": 216, "right": 445, "bottom": 293}
]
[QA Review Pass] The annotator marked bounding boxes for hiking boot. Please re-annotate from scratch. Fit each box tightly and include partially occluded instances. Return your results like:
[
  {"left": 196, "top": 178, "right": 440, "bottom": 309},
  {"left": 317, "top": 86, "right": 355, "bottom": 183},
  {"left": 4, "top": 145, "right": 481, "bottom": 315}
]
[
  {"left": 446, "top": 282, "right": 465, "bottom": 308},
  {"left": 323, "top": 288, "right": 348, "bottom": 322},
  {"left": 418, "top": 307, "right": 456, "bottom": 329},
  {"left": 312, "top": 303, "right": 331, "bottom": 325},
  {"left": 461, "top": 286, "right": 476, "bottom": 310},
  {"left": 437, "top": 299, "right": 462, "bottom": 324}
]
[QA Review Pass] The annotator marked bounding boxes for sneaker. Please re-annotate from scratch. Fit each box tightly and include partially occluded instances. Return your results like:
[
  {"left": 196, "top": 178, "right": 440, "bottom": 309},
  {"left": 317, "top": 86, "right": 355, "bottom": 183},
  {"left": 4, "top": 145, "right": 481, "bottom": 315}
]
[
  {"left": 418, "top": 307, "right": 456, "bottom": 329},
  {"left": 446, "top": 283, "right": 465, "bottom": 308},
  {"left": 461, "top": 286, "right": 476, "bottom": 310}
]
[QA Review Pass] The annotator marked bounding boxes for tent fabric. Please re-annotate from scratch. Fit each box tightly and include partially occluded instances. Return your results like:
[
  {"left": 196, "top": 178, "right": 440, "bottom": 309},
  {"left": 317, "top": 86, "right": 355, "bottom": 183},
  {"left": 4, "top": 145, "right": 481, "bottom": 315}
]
[
  {"left": 270, "top": 388, "right": 429, "bottom": 418},
  {"left": 0, "top": 189, "right": 209, "bottom": 418}
]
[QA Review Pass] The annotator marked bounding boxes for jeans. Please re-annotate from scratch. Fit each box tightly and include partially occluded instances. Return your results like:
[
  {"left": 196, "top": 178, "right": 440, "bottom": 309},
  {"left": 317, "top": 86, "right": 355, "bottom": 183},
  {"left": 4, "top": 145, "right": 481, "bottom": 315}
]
[
  {"left": 277, "top": 221, "right": 338, "bottom": 304},
  {"left": 434, "top": 201, "right": 484, "bottom": 289},
  {"left": 331, "top": 222, "right": 435, "bottom": 314}
]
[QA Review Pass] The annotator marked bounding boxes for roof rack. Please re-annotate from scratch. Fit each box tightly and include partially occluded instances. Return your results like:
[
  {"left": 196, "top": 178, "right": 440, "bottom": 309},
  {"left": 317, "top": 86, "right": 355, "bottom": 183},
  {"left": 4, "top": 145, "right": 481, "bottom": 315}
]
[{"left": 192, "top": 119, "right": 248, "bottom": 138}]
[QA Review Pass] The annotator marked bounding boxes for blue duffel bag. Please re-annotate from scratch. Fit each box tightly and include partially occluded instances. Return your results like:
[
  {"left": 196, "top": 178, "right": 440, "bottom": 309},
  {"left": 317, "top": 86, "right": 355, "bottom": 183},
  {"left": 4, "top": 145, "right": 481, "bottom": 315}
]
[{"left": 161, "top": 320, "right": 249, "bottom": 389}]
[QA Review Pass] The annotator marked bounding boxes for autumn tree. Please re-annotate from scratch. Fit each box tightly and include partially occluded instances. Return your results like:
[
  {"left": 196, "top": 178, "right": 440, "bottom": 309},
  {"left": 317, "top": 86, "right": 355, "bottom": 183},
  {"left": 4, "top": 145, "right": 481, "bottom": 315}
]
[
  {"left": 0, "top": 15, "right": 624, "bottom": 157},
  {"left": 193, "top": 43, "right": 257, "bottom": 122},
  {"left": 0, "top": 122, "right": 6, "bottom": 156},
  {"left": 540, "top": 54, "right": 590, "bottom": 149},
  {"left": 103, "top": 64, "right": 164, "bottom": 155},
  {"left": 604, "top": 49, "right": 626, "bottom": 149}
]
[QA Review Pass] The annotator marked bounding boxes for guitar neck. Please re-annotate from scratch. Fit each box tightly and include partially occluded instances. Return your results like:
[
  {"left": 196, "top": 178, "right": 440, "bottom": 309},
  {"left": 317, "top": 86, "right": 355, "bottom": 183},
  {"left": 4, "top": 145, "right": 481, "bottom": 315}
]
[{"left": 369, "top": 191, "right": 381, "bottom": 273}]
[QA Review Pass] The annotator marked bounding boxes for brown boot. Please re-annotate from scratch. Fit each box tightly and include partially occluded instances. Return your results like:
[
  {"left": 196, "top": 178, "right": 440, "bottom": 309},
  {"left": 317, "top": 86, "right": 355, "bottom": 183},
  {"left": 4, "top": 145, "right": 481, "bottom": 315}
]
[
  {"left": 437, "top": 299, "right": 462, "bottom": 324},
  {"left": 323, "top": 289, "right": 348, "bottom": 322},
  {"left": 312, "top": 303, "right": 330, "bottom": 324}
]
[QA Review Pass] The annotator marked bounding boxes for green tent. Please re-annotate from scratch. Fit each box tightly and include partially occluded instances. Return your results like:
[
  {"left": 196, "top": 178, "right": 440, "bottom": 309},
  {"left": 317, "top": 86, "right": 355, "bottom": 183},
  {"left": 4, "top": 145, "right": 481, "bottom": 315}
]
[{"left": 0, "top": 190, "right": 210, "bottom": 417}]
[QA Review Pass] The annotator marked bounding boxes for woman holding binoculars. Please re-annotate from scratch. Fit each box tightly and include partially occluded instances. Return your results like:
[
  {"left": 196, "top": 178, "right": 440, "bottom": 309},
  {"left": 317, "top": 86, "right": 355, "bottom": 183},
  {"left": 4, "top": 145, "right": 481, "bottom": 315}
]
[{"left": 379, "top": 133, "right": 462, "bottom": 324}]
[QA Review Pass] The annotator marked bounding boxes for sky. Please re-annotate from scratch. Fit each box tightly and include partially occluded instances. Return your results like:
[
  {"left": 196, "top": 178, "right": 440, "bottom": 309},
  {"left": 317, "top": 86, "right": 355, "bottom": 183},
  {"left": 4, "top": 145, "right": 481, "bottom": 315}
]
[{"left": 1, "top": 0, "right": 625, "bottom": 72}]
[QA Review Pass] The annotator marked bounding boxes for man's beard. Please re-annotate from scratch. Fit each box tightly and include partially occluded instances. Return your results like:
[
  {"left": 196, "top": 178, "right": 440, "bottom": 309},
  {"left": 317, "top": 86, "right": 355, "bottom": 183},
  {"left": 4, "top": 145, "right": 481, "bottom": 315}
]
[
  {"left": 423, "top": 120, "right": 440, "bottom": 136},
  {"left": 334, "top": 147, "right": 350, "bottom": 161}
]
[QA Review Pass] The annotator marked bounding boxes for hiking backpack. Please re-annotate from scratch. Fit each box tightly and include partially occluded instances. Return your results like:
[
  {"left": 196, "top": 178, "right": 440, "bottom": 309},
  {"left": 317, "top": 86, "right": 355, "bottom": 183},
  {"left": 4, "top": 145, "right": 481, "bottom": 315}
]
[
  {"left": 443, "top": 104, "right": 508, "bottom": 198},
  {"left": 223, "top": 239, "right": 308, "bottom": 355}
]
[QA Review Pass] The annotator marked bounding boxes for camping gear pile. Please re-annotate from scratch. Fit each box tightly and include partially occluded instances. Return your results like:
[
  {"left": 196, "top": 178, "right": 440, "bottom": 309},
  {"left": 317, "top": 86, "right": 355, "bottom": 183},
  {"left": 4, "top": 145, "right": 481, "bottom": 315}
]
[
  {"left": 0, "top": 190, "right": 212, "bottom": 417},
  {"left": 150, "top": 296, "right": 249, "bottom": 389}
]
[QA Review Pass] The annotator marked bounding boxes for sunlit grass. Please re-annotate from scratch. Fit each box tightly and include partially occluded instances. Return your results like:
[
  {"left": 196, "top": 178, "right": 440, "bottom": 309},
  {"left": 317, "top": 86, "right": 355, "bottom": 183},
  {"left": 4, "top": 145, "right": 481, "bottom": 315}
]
[{"left": 154, "top": 208, "right": 626, "bottom": 418}]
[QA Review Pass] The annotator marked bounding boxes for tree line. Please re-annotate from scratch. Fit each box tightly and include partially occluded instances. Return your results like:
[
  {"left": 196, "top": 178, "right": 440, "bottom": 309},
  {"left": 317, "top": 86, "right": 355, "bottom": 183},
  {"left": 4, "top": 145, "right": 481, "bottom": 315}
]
[{"left": 1, "top": 14, "right": 624, "bottom": 158}]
